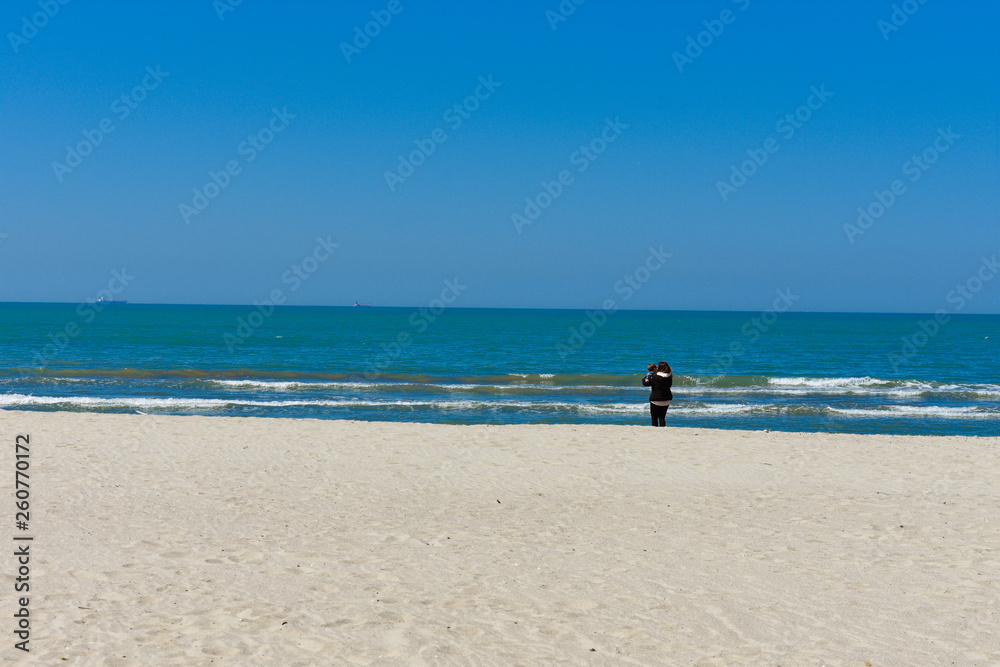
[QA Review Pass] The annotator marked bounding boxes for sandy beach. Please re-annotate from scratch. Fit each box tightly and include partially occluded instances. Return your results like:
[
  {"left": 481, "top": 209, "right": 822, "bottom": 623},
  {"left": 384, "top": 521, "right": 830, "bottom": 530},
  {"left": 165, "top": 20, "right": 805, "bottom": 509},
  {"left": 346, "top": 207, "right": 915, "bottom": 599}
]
[{"left": 2, "top": 411, "right": 998, "bottom": 665}]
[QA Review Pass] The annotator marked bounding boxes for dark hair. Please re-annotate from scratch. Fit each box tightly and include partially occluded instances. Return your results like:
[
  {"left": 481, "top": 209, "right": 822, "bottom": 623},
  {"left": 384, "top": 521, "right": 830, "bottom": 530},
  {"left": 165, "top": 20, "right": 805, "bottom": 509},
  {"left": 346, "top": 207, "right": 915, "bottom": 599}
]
[
  {"left": 647, "top": 363, "right": 656, "bottom": 371},
  {"left": 657, "top": 361, "right": 671, "bottom": 374}
]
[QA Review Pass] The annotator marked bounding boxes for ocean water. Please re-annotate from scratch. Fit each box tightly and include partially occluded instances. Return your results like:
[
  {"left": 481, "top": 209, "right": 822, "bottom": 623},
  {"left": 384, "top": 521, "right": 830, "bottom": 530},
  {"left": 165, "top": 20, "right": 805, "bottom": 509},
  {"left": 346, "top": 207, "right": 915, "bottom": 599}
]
[{"left": 1, "top": 303, "right": 997, "bottom": 436}]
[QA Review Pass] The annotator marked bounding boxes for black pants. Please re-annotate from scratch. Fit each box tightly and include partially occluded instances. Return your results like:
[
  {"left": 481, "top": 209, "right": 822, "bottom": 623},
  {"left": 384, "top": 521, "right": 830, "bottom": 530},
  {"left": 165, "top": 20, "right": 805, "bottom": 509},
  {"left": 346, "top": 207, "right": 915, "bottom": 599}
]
[{"left": 650, "top": 402, "right": 668, "bottom": 426}]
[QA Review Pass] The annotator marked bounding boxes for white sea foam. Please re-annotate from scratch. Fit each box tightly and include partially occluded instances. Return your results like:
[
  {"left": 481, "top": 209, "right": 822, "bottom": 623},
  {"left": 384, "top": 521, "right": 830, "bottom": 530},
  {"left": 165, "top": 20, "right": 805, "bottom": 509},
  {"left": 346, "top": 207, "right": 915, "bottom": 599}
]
[
  {"left": 686, "top": 384, "right": 932, "bottom": 397},
  {"left": 4, "top": 391, "right": 995, "bottom": 421},
  {"left": 0, "top": 394, "right": 550, "bottom": 411},
  {"left": 826, "top": 405, "right": 997, "bottom": 419},
  {"left": 554, "top": 402, "right": 764, "bottom": 415},
  {"left": 695, "top": 377, "right": 1000, "bottom": 398},
  {"left": 206, "top": 376, "right": 1000, "bottom": 400},
  {"left": 933, "top": 384, "right": 1000, "bottom": 397},
  {"left": 0, "top": 393, "right": 760, "bottom": 416},
  {"left": 208, "top": 379, "right": 380, "bottom": 390},
  {"left": 681, "top": 403, "right": 759, "bottom": 414},
  {"left": 768, "top": 376, "right": 892, "bottom": 388},
  {"left": 207, "top": 379, "right": 628, "bottom": 393},
  {"left": 571, "top": 403, "right": 645, "bottom": 413}
]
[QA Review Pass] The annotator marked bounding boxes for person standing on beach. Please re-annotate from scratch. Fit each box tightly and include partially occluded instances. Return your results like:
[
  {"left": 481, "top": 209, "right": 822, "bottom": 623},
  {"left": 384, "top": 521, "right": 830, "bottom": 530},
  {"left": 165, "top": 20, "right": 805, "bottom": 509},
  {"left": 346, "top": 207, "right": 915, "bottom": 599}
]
[{"left": 643, "top": 361, "right": 673, "bottom": 427}]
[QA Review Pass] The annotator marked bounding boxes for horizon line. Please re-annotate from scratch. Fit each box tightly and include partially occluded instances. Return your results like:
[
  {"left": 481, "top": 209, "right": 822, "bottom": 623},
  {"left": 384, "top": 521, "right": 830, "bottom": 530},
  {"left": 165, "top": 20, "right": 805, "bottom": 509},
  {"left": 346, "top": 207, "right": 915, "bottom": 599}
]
[{"left": 1, "top": 301, "right": 997, "bottom": 317}]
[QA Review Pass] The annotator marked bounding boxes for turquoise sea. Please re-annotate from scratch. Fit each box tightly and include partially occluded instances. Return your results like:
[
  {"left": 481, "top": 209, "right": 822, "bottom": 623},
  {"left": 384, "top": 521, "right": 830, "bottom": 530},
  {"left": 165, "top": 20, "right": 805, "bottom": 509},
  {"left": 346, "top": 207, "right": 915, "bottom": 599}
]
[{"left": 1, "top": 303, "right": 997, "bottom": 435}]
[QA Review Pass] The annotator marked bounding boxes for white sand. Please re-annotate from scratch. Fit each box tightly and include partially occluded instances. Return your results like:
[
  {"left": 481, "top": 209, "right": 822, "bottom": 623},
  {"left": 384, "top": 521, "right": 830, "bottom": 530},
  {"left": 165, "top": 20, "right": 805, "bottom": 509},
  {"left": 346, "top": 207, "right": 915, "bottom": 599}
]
[{"left": 2, "top": 411, "right": 998, "bottom": 665}]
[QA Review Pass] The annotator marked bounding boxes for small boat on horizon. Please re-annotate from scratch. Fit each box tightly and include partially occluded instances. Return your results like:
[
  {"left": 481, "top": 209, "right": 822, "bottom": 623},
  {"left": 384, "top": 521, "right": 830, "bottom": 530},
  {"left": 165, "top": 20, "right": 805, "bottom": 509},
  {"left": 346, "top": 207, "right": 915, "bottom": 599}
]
[
  {"left": 97, "top": 296, "right": 127, "bottom": 304},
  {"left": 353, "top": 301, "right": 372, "bottom": 307}
]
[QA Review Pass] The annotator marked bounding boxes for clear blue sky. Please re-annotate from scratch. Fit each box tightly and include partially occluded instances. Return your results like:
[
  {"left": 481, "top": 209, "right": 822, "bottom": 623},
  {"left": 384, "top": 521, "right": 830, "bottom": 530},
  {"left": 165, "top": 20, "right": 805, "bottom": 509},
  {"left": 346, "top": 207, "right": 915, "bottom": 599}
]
[{"left": 1, "top": 0, "right": 997, "bottom": 312}]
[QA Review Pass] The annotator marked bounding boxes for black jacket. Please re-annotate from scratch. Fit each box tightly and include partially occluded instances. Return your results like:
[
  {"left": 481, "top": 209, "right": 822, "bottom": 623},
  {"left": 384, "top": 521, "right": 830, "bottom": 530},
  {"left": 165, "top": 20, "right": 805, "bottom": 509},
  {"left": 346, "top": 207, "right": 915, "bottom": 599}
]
[{"left": 643, "top": 372, "right": 673, "bottom": 402}]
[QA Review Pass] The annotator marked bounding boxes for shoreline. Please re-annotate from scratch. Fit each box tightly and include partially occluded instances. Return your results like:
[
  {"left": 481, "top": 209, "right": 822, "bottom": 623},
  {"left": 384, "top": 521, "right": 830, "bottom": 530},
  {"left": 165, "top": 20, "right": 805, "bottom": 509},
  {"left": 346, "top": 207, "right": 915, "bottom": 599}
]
[
  {"left": 3, "top": 407, "right": 995, "bottom": 439},
  {"left": 3, "top": 411, "right": 998, "bottom": 664}
]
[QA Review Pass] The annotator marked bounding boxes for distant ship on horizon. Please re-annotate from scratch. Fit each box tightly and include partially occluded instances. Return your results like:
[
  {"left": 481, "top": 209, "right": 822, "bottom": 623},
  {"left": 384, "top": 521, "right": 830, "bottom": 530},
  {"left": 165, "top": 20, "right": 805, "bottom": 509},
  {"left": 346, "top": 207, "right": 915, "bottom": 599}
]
[
  {"left": 352, "top": 301, "right": 372, "bottom": 307},
  {"left": 97, "top": 296, "right": 127, "bottom": 304}
]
